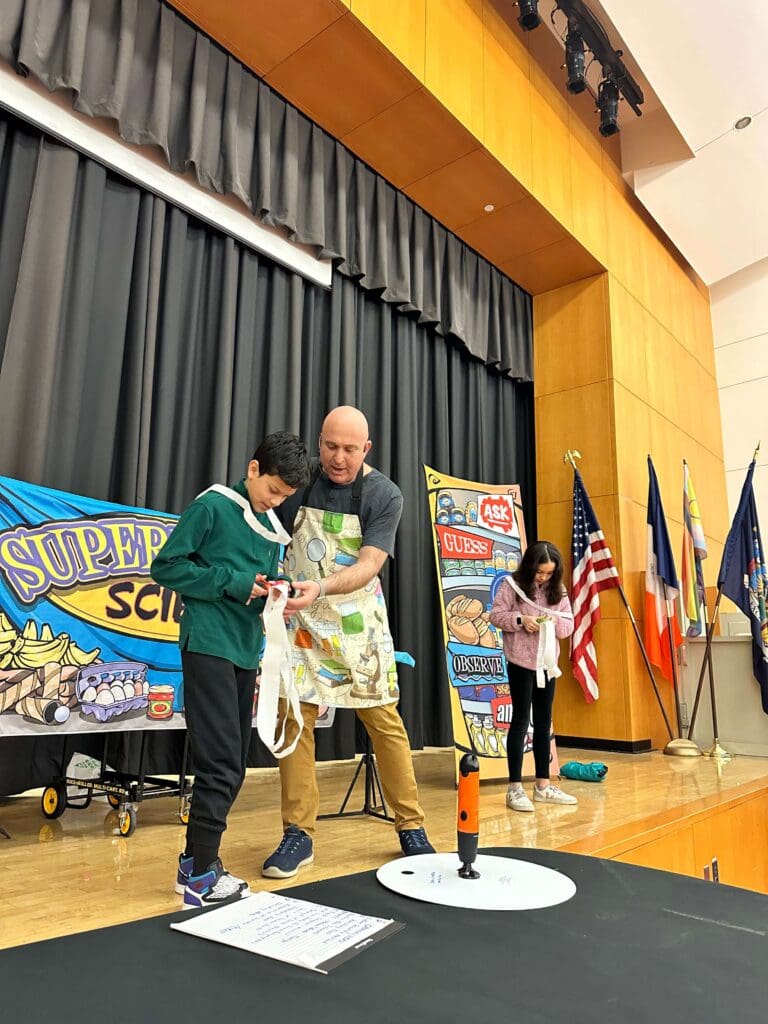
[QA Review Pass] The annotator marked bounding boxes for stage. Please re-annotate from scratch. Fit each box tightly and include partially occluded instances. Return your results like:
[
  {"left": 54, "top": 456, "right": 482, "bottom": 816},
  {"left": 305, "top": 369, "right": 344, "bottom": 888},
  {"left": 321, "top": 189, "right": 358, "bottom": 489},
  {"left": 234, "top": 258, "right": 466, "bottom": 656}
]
[
  {"left": 1, "top": 747, "right": 768, "bottom": 950},
  {"left": 2, "top": 847, "right": 766, "bottom": 1023}
]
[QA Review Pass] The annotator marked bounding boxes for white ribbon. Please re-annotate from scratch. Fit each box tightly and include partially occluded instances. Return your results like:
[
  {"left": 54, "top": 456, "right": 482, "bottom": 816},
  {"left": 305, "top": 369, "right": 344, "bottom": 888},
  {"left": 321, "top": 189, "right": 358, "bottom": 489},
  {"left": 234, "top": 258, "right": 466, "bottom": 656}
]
[
  {"left": 197, "top": 485, "right": 291, "bottom": 545},
  {"left": 504, "top": 577, "right": 574, "bottom": 688},
  {"left": 257, "top": 582, "right": 304, "bottom": 758}
]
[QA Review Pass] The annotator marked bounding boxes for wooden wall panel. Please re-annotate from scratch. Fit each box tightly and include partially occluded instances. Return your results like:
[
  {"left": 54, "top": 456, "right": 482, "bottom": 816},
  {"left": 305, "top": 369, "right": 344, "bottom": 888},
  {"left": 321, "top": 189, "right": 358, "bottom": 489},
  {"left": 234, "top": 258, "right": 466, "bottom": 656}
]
[
  {"left": 424, "top": 0, "right": 485, "bottom": 142},
  {"left": 481, "top": 0, "right": 532, "bottom": 191},
  {"left": 169, "top": 0, "right": 346, "bottom": 75},
  {"left": 608, "top": 279, "right": 648, "bottom": 403},
  {"left": 613, "top": 827, "right": 698, "bottom": 878},
  {"left": 533, "top": 276, "right": 609, "bottom": 394},
  {"left": 535, "top": 381, "right": 616, "bottom": 504},
  {"left": 265, "top": 15, "right": 419, "bottom": 138},
  {"left": 405, "top": 148, "right": 527, "bottom": 230},
  {"left": 342, "top": 88, "right": 478, "bottom": 188},
  {"left": 350, "top": 0, "right": 426, "bottom": 81},
  {"left": 569, "top": 110, "right": 609, "bottom": 267}
]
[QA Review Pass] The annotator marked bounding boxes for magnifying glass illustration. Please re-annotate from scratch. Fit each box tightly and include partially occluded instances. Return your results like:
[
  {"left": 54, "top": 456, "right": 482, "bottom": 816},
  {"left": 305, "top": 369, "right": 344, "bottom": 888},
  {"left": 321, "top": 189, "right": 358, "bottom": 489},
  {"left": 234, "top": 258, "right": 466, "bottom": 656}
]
[{"left": 306, "top": 537, "right": 327, "bottom": 576}]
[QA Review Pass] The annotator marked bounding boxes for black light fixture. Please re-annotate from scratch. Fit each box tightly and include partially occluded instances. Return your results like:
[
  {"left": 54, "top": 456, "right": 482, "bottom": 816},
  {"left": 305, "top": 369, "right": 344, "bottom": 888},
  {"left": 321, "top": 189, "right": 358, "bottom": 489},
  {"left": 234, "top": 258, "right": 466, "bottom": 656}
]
[
  {"left": 517, "top": 0, "right": 541, "bottom": 31},
  {"left": 565, "top": 24, "right": 586, "bottom": 93},
  {"left": 597, "top": 76, "right": 620, "bottom": 136}
]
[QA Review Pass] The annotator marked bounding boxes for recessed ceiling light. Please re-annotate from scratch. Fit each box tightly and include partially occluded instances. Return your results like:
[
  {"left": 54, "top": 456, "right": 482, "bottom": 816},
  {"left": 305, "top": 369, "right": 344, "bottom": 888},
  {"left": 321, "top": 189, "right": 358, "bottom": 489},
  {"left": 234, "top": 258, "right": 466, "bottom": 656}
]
[
  {"left": 734, "top": 116, "right": 752, "bottom": 130},
  {"left": 483, "top": 204, "right": 495, "bottom": 213}
]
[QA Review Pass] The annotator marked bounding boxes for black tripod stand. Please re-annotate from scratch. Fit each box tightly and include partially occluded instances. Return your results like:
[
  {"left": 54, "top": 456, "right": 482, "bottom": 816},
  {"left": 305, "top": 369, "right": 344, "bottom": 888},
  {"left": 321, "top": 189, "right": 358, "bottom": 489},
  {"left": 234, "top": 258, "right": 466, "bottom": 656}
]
[{"left": 318, "top": 738, "right": 394, "bottom": 822}]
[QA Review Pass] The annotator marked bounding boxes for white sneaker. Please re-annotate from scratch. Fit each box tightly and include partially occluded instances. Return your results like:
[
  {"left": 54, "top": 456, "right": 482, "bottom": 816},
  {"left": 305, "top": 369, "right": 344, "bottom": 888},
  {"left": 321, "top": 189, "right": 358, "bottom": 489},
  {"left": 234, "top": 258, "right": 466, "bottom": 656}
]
[
  {"left": 506, "top": 786, "right": 534, "bottom": 812},
  {"left": 533, "top": 784, "right": 577, "bottom": 805}
]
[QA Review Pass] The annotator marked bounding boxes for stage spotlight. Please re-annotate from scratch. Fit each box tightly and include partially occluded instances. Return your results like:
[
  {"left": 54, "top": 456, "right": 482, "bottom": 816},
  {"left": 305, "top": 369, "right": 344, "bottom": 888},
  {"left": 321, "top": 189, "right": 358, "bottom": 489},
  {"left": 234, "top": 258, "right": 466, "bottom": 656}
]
[
  {"left": 597, "top": 76, "right": 620, "bottom": 136},
  {"left": 517, "top": 0, "right": 541, "bottom": 31},
  {"left": 565, "top": 27, "right": 586, "bottom": 94}
]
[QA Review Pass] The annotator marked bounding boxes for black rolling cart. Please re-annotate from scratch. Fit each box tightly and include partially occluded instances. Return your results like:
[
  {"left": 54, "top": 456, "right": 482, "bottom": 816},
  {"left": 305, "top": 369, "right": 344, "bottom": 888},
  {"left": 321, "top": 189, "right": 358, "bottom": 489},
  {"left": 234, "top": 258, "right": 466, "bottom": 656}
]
[{"left": 41, "top": 728, "right": 192, "bottom": 837}]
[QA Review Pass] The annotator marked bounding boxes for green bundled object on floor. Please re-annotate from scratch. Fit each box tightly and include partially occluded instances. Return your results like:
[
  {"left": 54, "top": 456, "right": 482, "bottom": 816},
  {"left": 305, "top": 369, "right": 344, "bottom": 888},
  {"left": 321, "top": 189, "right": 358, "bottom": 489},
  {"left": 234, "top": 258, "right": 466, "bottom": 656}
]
[{"left": 560, "top": 761, "right": 608, "bottom": 782}]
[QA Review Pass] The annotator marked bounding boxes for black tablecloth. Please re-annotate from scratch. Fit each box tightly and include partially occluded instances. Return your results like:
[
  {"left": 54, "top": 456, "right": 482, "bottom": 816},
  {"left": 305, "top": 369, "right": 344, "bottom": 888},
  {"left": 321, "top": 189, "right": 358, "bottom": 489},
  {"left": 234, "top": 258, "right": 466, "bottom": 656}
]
[{"left": 3, "top": 847, "right": 766, "bottom": 1023}]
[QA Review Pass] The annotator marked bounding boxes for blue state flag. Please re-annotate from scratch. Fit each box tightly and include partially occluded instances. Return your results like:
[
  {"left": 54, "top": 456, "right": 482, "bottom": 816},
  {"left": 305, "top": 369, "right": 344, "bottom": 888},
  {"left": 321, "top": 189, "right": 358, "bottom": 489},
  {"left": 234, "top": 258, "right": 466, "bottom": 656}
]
[{"left": 717, "top": 460, "right": 768, "bottom": 713}]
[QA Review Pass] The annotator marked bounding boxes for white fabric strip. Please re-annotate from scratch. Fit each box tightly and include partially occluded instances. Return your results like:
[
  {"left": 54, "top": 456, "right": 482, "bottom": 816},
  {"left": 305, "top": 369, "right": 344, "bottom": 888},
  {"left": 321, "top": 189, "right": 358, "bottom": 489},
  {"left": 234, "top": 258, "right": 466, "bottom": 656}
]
[
  {"left": 197, "top": 485, "right": 291, "bottom": 545},
  {"left": 505, "top": 577, "right": 573, "bottom": 688},
  {"left": 257, "top": 582, "right": 304, "bottom": 758}
]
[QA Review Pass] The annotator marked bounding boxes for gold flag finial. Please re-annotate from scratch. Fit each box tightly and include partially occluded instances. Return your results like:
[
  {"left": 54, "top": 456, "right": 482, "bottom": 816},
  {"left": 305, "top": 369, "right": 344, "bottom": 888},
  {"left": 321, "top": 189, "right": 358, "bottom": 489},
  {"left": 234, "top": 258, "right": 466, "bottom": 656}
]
[{"left": 563, "top": 449, "right": 582, "bottom": 471}]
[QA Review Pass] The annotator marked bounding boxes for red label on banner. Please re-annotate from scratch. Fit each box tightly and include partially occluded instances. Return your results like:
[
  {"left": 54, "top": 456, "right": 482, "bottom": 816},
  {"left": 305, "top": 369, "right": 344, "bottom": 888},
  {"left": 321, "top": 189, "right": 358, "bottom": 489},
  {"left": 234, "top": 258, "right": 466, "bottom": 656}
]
[
  {"left": 478, "top": 494, "right": 516, "bottom": 535},
  {"left": 491, "top": 696, "right": 512, "bottom": 730},
  {"left": 436, "top": 525, "right": 494, "bottom": 560}
]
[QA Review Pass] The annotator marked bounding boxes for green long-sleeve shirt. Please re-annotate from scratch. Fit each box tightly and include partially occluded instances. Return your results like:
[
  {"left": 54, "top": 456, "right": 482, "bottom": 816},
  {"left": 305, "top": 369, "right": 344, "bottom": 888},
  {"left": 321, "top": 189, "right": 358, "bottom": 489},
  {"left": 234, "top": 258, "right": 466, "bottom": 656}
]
[{"left": 150, "top": 481, "right": 282, "bottom": 669}]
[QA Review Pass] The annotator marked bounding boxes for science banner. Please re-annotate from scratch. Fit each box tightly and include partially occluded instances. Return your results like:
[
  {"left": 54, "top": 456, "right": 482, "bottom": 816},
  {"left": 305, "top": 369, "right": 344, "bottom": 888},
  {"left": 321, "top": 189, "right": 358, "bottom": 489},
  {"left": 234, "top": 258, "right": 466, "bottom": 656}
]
[
  {"left": 0, "top": 477, "right": 184, "bottom": 736},
  {"left": 424, "top": 466, "right": 558, "bottom": 782}
]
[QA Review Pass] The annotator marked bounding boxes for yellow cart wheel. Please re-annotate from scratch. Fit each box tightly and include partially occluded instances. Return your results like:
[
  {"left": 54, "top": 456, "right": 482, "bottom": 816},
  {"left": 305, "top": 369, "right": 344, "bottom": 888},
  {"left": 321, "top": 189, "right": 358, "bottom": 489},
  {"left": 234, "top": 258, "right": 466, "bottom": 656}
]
[
  {"left": 107, "top": 792, "right": 121, "bottom": 809},
  {"left": 118, "top": 805, "right": 137, "bottom": 837},
  {"left": 41, "top": 783, "right": 67, "bottom": 820}
]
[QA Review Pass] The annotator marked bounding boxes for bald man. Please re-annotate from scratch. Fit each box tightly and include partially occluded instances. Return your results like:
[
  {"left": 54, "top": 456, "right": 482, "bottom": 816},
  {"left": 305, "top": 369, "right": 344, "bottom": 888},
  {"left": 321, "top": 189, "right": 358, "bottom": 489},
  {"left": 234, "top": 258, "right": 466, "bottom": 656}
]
[{"left": 261, "top": 406, "right": 434, "bottom": 877}]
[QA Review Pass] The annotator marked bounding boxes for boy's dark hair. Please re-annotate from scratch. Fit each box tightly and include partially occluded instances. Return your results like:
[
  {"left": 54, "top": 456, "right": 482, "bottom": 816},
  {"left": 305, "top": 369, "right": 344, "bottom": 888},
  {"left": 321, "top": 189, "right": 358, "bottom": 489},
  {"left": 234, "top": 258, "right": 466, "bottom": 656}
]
[
  {"left": 252, "top": 431, "right": 311, "bottom": 488},
  {"left": 513, "top": 540, "right": 565, "bottom": 606}
]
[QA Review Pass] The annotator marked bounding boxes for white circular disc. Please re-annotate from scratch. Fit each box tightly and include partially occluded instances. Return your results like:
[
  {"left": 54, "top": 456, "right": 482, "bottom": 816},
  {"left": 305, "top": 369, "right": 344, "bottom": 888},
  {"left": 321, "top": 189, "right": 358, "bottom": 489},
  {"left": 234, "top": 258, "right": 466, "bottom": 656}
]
[{"left": 376, "top": 853, "right": 576, "bottom": 911}]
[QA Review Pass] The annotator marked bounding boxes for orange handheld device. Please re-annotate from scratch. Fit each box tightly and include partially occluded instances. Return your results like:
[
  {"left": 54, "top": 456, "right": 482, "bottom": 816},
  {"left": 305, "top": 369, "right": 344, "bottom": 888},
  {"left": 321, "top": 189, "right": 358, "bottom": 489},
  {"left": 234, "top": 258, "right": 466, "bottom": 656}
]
[{"left": 457, "top": 751, "right": 480, "bottom": 879}]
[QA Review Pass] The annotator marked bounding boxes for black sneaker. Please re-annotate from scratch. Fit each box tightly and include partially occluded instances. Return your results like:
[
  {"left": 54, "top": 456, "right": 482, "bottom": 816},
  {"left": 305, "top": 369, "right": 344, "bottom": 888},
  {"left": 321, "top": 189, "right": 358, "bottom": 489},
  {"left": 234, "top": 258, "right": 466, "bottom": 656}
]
[
  {"left": 399, "top": 827, "right": 435, "bottom": 855},
  {"left": 261, "top": 825, "right": 314, "bottom": 878},
  {"left": 183, "top": 858, "right": 250, "bottom": 909}
]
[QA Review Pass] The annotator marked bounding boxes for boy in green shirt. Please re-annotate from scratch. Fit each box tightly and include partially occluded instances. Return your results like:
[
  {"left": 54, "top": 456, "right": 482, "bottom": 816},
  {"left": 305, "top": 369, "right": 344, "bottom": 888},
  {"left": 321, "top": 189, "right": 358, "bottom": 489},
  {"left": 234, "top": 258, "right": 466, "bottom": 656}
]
[{"left": 151, "top": 431, "right": 310, "bottom": 908}]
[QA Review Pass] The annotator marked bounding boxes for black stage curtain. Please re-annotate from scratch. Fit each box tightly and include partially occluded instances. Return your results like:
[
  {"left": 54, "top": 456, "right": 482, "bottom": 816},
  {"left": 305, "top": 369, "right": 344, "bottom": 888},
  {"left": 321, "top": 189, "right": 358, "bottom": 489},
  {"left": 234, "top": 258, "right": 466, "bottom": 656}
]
[
  {"left": 0, "top": 113, "right": 534, "bottom": 795},
  {"left": 0, "top": 0, "right": 532, "bottom": 380}
]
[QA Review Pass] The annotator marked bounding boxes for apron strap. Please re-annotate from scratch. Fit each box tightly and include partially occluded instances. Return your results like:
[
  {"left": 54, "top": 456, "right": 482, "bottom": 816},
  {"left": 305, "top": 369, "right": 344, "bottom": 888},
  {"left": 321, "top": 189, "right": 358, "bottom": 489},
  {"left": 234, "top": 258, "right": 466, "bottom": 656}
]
[{"left": 300, "top": 464, "right": 365, "bottom": 517}]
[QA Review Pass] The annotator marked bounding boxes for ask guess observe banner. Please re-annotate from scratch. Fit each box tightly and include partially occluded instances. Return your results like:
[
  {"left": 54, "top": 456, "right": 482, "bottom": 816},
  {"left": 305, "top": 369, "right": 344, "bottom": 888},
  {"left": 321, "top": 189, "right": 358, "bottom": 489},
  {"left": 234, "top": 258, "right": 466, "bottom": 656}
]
[
  {"left": 0, "top": 477, "right": 185, "bottom": 736},
  {"left": 424, "top": 466, "right": 558, "bottom": 782}
]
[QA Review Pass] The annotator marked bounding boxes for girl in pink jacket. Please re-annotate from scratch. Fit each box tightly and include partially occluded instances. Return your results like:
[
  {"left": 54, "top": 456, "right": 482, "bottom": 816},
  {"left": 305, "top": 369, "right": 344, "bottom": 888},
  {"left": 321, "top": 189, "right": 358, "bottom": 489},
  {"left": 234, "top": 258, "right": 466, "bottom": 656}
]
[{"left": 489, "top": 541, "right": 576, "bottom": 812}]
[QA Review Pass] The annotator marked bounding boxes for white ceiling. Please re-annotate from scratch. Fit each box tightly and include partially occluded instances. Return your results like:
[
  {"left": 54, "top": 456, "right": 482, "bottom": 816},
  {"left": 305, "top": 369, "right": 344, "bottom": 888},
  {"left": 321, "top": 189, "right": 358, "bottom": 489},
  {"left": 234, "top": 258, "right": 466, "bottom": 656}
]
[{"left": 548, "top": 1, "right": 768, "bottom": 286}]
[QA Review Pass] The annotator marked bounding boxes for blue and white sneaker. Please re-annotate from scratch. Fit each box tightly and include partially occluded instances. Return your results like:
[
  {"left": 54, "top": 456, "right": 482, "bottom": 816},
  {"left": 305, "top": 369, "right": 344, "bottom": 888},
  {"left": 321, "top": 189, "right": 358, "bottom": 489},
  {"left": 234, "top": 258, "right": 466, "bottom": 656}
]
[
  {"left": 261, "top": 825, "right": 314, "bottom": 878},
  {"left": 182, "top": 858, "right": 250, "bottom": 910},
  {"left": 175, "top": 853, "right": 248, "bottom": 895},
  {"left": 175, "top": 854, "right": 194, "bottom": 895},
  {"left": 398, "top": 827, "right": 435, "bottom": 856}
]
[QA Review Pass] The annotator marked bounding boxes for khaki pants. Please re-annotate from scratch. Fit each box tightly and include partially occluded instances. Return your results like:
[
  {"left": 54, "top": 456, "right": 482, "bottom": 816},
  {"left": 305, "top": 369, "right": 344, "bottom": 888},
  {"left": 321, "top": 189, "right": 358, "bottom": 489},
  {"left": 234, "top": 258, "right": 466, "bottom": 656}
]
[{"left": 277, "top": 699, "right": 425, "bottom": 836}]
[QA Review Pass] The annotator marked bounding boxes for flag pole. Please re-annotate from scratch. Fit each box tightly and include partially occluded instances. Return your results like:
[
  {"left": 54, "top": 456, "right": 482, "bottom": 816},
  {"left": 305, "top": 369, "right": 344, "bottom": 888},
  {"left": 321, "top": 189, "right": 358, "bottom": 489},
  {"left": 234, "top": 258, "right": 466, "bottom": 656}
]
[
  {"left": 688, "top": 591, "right": 732, "bottom": 759},
  {"left": 663, "top": 589, "right": 701, "bottom": 756},
  {"left": 563, "top": 449, "right": 675, "bottom": 742}
]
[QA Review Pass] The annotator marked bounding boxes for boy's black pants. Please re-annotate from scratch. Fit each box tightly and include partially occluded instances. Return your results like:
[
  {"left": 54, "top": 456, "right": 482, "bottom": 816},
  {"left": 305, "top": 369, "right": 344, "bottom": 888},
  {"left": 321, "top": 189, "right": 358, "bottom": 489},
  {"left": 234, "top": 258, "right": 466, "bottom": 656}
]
[{"left": 181, "top": 650, "right": 257, "bottom": 850}]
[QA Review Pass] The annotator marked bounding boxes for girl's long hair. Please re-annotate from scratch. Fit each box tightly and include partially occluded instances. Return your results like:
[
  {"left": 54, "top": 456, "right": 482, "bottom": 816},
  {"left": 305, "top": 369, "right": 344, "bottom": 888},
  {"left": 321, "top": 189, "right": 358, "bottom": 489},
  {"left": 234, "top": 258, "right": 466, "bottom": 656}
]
[{"left": 512, "top": 540, "right": 565, "bottom": 605}]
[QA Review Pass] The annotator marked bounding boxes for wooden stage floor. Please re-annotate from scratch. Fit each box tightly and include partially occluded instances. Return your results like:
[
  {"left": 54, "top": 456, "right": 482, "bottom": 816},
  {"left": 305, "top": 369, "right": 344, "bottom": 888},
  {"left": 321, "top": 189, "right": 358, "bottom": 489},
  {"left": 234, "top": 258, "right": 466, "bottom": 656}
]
[{"left": 2, "top": 746, "right": 767, "bottom": 950}]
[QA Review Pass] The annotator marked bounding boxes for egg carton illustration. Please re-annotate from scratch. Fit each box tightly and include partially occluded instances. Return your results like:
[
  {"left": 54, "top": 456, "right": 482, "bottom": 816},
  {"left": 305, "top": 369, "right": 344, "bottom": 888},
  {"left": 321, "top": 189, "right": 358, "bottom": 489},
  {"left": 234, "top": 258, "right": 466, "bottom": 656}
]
[{"left": 76, "top": 661, "right": 149, "bottom": 722}]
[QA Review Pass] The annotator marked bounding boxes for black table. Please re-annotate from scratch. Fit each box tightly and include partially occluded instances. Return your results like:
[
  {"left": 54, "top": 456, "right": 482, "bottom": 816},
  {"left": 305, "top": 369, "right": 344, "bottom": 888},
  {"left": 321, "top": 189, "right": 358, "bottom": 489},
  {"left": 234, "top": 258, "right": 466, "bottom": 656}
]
[{"left": 3, "top": 848, "right": 766, "bottom": 1023}]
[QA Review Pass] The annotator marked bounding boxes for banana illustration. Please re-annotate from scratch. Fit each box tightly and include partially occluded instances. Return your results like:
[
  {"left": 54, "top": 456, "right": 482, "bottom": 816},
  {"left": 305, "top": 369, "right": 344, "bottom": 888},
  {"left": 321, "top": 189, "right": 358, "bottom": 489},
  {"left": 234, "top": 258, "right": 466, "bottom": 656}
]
[
  {"left": 0, "top": 617, "right": 101, "bottom": 672},
  {"left": 13, "top": 634, "right": 71, "bottom": 670},
  {"left": 65, "top": 640, "right": 100, "bottom": 667}
]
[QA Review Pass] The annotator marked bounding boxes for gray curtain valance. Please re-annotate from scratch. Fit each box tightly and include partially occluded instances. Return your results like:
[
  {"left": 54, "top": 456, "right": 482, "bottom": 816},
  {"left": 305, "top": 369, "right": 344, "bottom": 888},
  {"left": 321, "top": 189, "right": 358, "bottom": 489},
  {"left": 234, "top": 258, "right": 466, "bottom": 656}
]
[{"left": 0, "top": 0, "right": 532, "bottom": 380}]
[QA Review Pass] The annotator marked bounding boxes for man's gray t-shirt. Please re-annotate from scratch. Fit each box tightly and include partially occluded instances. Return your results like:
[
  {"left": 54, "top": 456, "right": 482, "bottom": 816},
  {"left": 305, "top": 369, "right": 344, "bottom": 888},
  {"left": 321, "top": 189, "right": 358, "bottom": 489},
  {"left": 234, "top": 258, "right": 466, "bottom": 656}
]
[{"left": 277, "top": 463, "right": 403, "bottom": 556}]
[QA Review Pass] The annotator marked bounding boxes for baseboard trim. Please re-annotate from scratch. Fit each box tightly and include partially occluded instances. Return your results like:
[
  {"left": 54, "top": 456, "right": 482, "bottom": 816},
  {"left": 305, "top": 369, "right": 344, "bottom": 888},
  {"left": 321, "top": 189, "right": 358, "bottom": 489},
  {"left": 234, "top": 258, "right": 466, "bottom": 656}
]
[{"left": 556, "top": 735, "right": 653, "bottom": 753}]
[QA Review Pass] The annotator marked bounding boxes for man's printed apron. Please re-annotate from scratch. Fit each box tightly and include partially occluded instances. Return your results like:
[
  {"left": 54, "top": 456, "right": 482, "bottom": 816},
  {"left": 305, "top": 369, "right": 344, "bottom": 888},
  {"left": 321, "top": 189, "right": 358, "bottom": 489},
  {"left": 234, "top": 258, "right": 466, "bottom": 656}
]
[{"left": 283, "top": 470, "right": 399, "bottom": 709}]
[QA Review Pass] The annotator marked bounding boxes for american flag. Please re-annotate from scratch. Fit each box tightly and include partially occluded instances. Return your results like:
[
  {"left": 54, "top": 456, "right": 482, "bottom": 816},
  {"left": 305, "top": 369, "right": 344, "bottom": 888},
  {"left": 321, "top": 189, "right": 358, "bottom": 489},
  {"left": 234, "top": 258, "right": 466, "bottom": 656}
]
[{"left": 571, "top": 469, "right": 620, "bottom": 702}]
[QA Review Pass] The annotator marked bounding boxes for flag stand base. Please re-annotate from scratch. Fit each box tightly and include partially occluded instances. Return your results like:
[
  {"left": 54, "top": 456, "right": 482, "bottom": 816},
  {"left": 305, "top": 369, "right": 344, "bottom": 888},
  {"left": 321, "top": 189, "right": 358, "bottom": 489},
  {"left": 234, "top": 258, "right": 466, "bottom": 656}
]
[
  {"left": 663, "top": 738, "right": 701, "bottom": 757},
  {"left": 704, "top": 740, "right": 733, "bottom": 761}
]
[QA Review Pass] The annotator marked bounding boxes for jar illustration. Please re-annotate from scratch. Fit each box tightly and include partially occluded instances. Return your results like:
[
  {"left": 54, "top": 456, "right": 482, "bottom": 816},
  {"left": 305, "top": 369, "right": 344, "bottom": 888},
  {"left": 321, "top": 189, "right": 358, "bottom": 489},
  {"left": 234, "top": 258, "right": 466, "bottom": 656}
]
[
  {"left": 506, "top": 551, "right": 518, "bottom": 572},
  {"left": 338, "top": 600, "right": 365, "bottom": 635},
  {"left": 147, "top": 685, "right": 174, "bottom": 721},
  {"left": 465, "top": 500, "right": 478, "bottom": 524},
  {"left": 493, "top": 549, "right": 506, "bottom": 570},
  {"left": 322, "top": 511, "right": 344, "bottom": 535}
]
